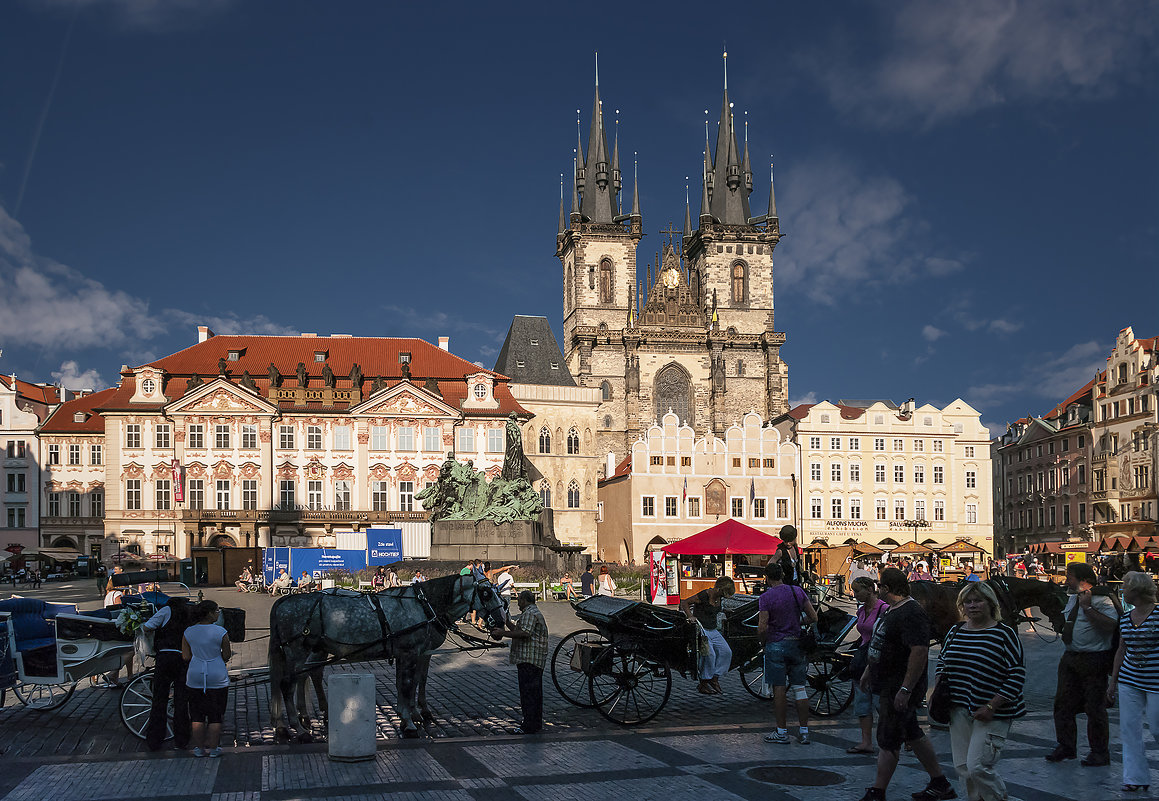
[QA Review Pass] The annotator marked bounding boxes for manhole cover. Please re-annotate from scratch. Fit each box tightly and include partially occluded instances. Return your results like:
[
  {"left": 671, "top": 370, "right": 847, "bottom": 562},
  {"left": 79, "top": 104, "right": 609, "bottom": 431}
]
[{"left": 745, "top": 766, "right": 845, "bottom": 786}]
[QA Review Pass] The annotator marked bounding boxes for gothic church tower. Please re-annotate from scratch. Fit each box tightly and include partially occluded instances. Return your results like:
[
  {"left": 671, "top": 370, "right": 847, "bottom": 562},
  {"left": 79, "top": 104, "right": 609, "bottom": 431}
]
[{"left": 558, "top": 55, "right": 789, "bottom": 468}]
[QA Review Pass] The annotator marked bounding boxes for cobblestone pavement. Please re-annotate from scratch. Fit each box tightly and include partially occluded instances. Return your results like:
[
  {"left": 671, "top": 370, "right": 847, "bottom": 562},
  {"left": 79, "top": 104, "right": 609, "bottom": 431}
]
[{"left": 1, "top": 584, "right": 1155, "bottom": 800}]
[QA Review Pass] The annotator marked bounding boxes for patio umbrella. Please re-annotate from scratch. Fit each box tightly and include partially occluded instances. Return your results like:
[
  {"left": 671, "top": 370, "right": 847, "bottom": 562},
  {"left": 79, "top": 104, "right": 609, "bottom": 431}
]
[{"left": 662, "top": 519, "right": 784, "bottom": 556}]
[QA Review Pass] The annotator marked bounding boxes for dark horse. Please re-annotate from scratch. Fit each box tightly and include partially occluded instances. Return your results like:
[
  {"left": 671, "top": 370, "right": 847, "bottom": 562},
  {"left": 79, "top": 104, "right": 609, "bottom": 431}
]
[
  {"left": 909, "top": 577, "right": 1068, "bottom": 642},
  {"left": 268, "top": 574, "right": 507, "bottom": 741}
]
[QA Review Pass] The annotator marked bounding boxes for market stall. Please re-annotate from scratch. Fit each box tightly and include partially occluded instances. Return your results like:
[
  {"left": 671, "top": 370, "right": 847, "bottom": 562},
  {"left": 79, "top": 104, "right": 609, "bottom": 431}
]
[
  {"left": 660, "top": 519, "right": 783, "bottom": 602},
  {"left": 935, "top": 539, "right": 990, "bottom": 579}
]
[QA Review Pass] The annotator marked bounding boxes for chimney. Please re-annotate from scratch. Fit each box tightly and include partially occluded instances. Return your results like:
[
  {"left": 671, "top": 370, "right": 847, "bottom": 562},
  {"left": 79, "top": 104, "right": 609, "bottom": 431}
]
[
  {"left": 197, "top": 326, "right": 215, "bottom": 343},
  {"left": 302, "top": 332, "right": 317, "bottom": 338},
  {"left": 438, "top": 336, "right": 450, "bottom": 351},
  {"left": 606, "top": 451, "right": 617, "bottom": 478}
]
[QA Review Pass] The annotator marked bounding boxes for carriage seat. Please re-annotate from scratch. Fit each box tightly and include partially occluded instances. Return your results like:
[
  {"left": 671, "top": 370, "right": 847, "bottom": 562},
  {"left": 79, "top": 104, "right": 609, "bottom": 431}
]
[{"left": 0, "top": 598, "right": 56, "bottom": 652}]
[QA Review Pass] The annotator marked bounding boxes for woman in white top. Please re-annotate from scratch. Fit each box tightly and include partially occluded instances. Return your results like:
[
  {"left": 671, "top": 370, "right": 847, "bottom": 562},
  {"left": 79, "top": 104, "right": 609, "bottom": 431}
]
[
  {"left": 597, "top": 565, "right": 617, "bottom": 597},
  {"left": 182, "top": 600, "right": 231, "bottom": 758}
]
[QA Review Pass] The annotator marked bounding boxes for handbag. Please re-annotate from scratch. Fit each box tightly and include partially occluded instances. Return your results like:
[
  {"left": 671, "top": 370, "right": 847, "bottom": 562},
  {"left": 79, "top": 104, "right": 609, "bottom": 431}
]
[
  {"left": 790, "top": 586, "right": 818, "bottom": 651},
  {"left": 928, "top": 623, "right": 963, "bottom": 725}
]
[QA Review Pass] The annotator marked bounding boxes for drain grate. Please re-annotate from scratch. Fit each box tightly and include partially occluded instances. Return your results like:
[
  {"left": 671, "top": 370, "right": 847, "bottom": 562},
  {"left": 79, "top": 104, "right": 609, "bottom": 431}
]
[{"left": 745, "top": 765, "right": 845, "bottom": 786}]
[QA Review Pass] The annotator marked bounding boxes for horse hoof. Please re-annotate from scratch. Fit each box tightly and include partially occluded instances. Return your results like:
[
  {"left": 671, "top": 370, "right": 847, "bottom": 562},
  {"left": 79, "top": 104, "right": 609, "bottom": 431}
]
[
  {"left": 275, "top": 727, "right": 293, "bottom": 743},
  {"left": 402, "top": 728, "right": 420, "bottom": 739},
  {"left": 296, "top": 732, "right": 314, "bottom": 744}
]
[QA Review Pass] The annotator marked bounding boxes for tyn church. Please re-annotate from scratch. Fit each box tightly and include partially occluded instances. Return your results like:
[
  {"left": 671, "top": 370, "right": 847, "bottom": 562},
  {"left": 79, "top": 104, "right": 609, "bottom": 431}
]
[{"left": 557, "top": 59, "right": 790, "bottom": 465}]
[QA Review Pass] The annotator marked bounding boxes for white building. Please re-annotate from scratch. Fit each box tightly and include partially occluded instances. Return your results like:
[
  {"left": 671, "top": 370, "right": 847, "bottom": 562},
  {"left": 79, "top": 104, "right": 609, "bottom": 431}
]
[
  {"left": 1, "top": 375, "right": 61, "bottom": 553},
  {"left": 773, "top": 399, "right": 993, "bottom": 552}
]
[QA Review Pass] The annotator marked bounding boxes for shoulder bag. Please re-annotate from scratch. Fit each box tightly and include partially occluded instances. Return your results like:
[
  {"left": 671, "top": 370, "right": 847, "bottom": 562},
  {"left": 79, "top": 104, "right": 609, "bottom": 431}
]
[{"left": 790, "top": 586, "right": 818, "bottom": 652}]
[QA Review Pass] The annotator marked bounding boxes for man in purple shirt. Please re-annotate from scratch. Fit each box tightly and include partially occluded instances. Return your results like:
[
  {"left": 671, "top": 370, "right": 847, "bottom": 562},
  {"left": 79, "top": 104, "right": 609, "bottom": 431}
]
[{"left": 758, "top": 561, "right": 817, "bottom": 744}]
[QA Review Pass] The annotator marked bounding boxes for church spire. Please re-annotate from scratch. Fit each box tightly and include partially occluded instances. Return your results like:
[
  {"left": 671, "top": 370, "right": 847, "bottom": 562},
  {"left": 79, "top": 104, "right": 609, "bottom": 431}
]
[
  {"left": 767, "top": 158, "right": 778, "bottom": 221},
  {"left": 683, "top": 179, "right": 692, "bottom": 240},
  {"left": 630, "top": 153, "right": 641, "bottom": 218},
  {"left": 708, "top": 49, "right": 751, "bottom": 225},
  {"left": 558, "top": 174, "right": 567, "bottom": 235},
  {"left": 570, "top": 154, "right": 581, "bottom": 223},
  {"left": 742, "top": 112, "right": 753, "bottom": 193},
  {"left": 579, "top": 53, "right": 617, "bottom": 224}
]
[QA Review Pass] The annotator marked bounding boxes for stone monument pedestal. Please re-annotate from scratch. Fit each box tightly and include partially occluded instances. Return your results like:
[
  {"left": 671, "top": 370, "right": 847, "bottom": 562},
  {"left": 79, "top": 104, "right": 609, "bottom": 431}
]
[{"left": 430, "top": 514, "right": 584, "bottom": 573}]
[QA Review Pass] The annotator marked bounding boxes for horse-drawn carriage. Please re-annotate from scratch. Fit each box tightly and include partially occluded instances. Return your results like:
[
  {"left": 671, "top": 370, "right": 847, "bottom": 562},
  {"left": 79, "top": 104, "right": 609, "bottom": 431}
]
[{"left": 550, "top": 593, "right": 858, "bottom": 725}]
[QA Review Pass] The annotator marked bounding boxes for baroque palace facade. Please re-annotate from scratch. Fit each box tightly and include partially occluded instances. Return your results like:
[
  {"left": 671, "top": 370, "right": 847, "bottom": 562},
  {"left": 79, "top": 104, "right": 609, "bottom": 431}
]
[
  {"left": 558, "top": 64, "right": 789, "bottom": 466},
  {"left": 41, "top": 329, "right": 532, "bottom": 560}
]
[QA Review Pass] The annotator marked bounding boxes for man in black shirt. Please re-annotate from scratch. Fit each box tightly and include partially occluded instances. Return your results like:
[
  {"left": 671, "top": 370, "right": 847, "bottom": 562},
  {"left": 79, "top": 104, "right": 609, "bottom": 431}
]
[
  {"left": 859, "top": 568, "right": 955, "bottom": 801},
  {"left": 580, "top": 565, "right": 596, "bottom": 598}
]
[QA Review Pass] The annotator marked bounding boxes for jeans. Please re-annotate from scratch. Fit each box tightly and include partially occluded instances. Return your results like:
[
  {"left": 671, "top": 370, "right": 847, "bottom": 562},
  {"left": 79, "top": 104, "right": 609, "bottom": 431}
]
[
  {"left": 764, "top": 638, "right": 807, "bottom": 689},
  {"left": 1052, "top": 649, "right": 1113, "bottom": 757},
  {"left": 146, "top": 651, "right": 191, "bottom": 750},
  {"left": 1119, "top": 684, "right": 1159, "bottom": 786},
  {"left": 853, "top": 682, "right": 877, "bottom": 718},
  {"left": 516, "top": 663, "right": 543, "bottom": 733},
  {"left": 949, "top": 706, "right": 1011, "bottom": 801},
  {"left": 699, "top": 628, "right": 732, "bottom": 680}
]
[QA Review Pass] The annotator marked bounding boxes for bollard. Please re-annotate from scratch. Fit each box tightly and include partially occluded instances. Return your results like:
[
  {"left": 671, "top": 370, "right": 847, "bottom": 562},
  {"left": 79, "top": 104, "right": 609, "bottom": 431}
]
[{"left": 327, "top": 673, "right": 377, "bottom": 762}]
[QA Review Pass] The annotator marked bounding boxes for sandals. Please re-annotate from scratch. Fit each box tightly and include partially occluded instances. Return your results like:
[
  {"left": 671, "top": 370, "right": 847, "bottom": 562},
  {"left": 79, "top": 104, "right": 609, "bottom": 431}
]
[
  {"left": 1122, "top": 786, "right": 1150, "bottom": 793},
  {"left": 697, "top": 681, "right": 715, "bottom": 695}
]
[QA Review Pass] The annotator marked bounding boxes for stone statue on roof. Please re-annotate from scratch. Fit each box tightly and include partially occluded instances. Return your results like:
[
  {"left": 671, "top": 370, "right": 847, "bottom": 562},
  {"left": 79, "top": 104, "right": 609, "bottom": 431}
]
[
  {"left": 349, "top": 362, "right": 362, "bottom": 387},
  {"left": 400, "top": 360, "right": 412, "bottom": 381},
  {"left": 371, "top": 375, "right": 386, "bottom": 393},
  {"left": 218, "top": 357, "right": 228, "bottom": 376},
  {"left": 187, "top": 373, "right": 203, "bottom": 390},
  {"left": 296, "top": 362, "right": 308, "bottom": 386},
  {"left": 240, "top": 371, "right": 257, "bottom": 392},
  {"left": 268, "top": 363, "right": 280, "bottom": 387},
  {"left": 322, "top": 363, "right": 335, "bottom": 387}
]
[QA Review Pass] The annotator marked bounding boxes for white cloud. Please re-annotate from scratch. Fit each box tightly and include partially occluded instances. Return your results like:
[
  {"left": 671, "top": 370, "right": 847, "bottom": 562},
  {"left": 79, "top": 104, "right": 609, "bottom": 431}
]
[
  {"left": 987, "top": 318, "right": 1023, "bottom": 335},
  {"left": 807, "top": 0, "right": 1158, "bottom": 128},
  {"left": 945, "top": 298, "right": 1024, "bottom": 336},
  {"left": 922, "top": 325, "right": 946, "bottom": 342},
  {"left": 790, "top": 391, "right": 819, "bottom": 407},
  {"left": 981, "top": 420, "right": 1006, "bottom": 439},
  {"left": 776, "top": 158, "right": 963, "bottom": 303},
  {"left": 0, "top": 205, "right": 295, "bottom": 366},
  {"left": 51, "top": 360, "right": 107, "bottom": 391},
  {"left": 965, "top": 339, "right": 1105, "bottom": 410},
  {"left": 25, "top": 0, "right": 235, "bottom": 31}
]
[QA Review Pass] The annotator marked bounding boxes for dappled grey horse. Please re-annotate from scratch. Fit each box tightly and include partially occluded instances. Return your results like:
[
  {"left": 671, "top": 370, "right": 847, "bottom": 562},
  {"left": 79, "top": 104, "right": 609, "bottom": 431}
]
[{"left": 268, "top": 574, "right": 507, "bottom": 740}]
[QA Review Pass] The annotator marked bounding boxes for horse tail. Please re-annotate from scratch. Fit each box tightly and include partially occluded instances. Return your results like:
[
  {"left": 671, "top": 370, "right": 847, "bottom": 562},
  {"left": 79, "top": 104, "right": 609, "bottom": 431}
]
[{"left": 267, "top": 596, "right": 288, "bottom": 732}]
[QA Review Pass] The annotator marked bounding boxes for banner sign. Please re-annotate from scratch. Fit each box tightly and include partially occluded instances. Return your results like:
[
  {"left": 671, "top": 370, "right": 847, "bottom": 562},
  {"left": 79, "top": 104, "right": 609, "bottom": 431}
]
[
  {"left": 263, "top": 548, "right": 366, "bottom": 582},
  {"left": 263, "top": 547, "right": 290, "bottom": 583},
  {"left": 367, "top": 527, "right": 403, "bottom": 565},
  {"left": 171, "top": 460, "right": 184, "bottom": 504}
]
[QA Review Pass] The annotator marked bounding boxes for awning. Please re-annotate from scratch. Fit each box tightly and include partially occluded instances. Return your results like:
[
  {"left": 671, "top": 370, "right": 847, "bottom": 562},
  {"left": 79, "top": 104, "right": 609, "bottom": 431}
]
[
  {"left": 36, "top": 548, "right": 85, "bottom": 560},
  {"left": 1099, "top": 534, "right": 1139, "bottom": 551},
  {"left": 852, "top": 541, "right": 885, "bottom": 554},
  {"left": 662, "top": 519, "right": 784, "bottom": 556},
  {"left": 936, "top": 539, "right": 989, "bottom": 554}
]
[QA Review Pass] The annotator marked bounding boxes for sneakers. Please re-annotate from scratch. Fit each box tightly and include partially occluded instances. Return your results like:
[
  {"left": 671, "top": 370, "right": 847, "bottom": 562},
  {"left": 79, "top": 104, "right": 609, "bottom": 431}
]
[
  {"left": 208, "top": 747, "right": 223, "bottom": 758},
  {"left": 858, "top": 789, "right": 886, "bottom": 801},
  {"left": 798, "top": 731, "right": 812, "bottom": 745},
  {"left": 911, "top": 778, "right": 957, "bottom": 801},
  {"left": 192, "top": 747, "right": 205, "bottom": 758},
  {"left": 763, "top": 730, "right": 790, "bottom": 744}
]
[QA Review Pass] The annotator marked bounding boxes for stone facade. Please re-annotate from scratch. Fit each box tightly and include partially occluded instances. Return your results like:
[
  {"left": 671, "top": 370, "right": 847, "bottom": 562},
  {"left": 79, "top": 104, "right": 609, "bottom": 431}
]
[
  {"left": 774, "top": 400, "right": 993, "bottom": 552},
  {"left": 0, "top": 376, "right": 58, "bottom": 552},
  {"left": 598, "top": 411, "right": 799, "bottom": 564},
  {"left": 1089, "top": 326, "right": 1158, "bottom": 538}
]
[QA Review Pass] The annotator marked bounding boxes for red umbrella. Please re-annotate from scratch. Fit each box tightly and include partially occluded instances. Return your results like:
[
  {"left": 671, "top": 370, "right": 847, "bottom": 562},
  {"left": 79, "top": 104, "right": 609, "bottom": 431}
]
[{"left": 662, "top": 519, "right": 784, "bottom": 556}]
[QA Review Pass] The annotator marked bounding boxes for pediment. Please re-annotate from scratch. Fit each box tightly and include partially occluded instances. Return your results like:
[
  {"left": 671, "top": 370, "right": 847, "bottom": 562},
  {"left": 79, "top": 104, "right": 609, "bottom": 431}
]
[
  {"left": 351, "top": 382, "right": 458, "bottom": 418},
  {"left": 168, "top": 378, "right": 276, "bottom": 416}
]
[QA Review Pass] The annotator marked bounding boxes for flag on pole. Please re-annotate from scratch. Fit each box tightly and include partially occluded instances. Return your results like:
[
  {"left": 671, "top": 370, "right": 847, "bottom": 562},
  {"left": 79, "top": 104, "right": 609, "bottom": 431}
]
[
  {"left": 682, "top": 477, "right": 687, "bottom": 503},
  {"left": 749, "top": 478, "right": 756, "bottom": 506}
]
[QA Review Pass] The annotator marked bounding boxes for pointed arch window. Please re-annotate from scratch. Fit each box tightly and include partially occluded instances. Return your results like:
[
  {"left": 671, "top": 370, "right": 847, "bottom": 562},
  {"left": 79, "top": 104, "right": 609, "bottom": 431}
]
[
  {"left": 731, "top": 261, "right": 748, "bottom": 305},
  {"left": 599, "top": 258, "right": 614, "bottom": 304},
  {"left": 600, "top": 380, "right": 612, "bottom": 401},
  {"left": 567, "top": 427, "right": 580, "bottom": 454},
  {"left": 654, "top": 363, "right": 694, "bottom": 427},
  {"left": 567, "top": 480, "right": 580, "bottom": 508},
  {"left": 540, "top": 482, "right": 552, "bottom": 508},
  {"left": 538, "top": 427, "right": 551, "bottom": 454}
]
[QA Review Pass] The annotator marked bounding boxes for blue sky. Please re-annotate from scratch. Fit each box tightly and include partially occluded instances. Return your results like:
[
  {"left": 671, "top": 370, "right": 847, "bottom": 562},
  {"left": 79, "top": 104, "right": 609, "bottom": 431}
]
[{"left": 0, "top": 0, "right": 1155, "bottom": 435}]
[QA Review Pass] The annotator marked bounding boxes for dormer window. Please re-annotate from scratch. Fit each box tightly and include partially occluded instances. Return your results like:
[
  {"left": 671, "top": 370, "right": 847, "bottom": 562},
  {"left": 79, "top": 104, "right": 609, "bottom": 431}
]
[
  {"left": 516, "top": 360, "right": 525, "bottom": 369},
  {"left": 550, "top": 362, "right": 559, "bottom": 369},
  {"left": 399, "top": 352, "right": 411, "bottom": 364},
  {"left": 314, "top": 351, "right": 327, "bottom": 363},
  {"left": 227, "top": 350, "right": 243, "bottom": 361},
  {"left": 73, "top": 412, "right": 86, "bottom": 423},
  {"left": 473, "top": 384, "right": 487, "bottom": 399},
  {"left": 530, "top": 339, "right": 539, "bottom": 346}
]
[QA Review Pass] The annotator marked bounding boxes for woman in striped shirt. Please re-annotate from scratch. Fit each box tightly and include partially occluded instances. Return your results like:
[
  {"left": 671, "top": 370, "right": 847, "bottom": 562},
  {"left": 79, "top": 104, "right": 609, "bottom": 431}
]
[
  {"left": 1108, "top": 571, "right": 1159, "bottom": 793},
  {"left": 933, "top": 581, "right": 1026, "bottom": 801}
]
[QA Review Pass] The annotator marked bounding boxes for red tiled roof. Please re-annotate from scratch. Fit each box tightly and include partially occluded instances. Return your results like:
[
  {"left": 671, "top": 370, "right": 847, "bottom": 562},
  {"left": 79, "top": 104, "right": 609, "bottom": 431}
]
[
  {"left": 788, "top": 403, "right": 866, "bottom": 420},
  {"left": 1044, "top": 377, "right": 1097, "bottom": 421},
  {"left": 0, "top": 376, "right": 59, "bottom": 405},
  {"left": 40, "top": 388, "right": 116, "bottom": 434},
  {"left": 95, "top": 335, "right": 526, "bottom": 417},
  {"left": 787, "top": 404, "right": 814, "bottom": 419},
  {"left": 600, "top": 455, "right": 632, "bottom": 484}
]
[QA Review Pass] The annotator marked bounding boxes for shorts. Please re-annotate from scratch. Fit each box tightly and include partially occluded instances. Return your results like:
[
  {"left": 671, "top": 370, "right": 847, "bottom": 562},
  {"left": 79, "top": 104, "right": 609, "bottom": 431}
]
[
  {"left": 763, "top": 638, "right": 807, "bottom": 688},
  {"left": 876, "top": 694, "right": 924, "bottom": 751},
  {"left": 854, "top": 683, "right": 877, "bottom": 718},
  {"left": 186, "top": 686, "right": 228, "bottom": 724}
]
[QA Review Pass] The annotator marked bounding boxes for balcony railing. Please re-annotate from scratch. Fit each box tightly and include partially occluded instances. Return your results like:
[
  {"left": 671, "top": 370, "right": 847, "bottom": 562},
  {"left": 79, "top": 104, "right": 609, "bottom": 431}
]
[{"left": 182, "top": 508, "right": 429, "bottom": 524}]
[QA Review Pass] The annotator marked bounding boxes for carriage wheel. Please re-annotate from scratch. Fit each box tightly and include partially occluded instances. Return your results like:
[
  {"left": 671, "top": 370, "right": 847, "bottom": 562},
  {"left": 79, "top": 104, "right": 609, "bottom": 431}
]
[
  {"left": 738, "top": 652, "right": 771, "bottom": 700},
  {"left": 588, "top": 645, "right": 671, "bottom": 725},
  {"left": 12, "top": 680, "right": 76, "bottom": 711},
  {"left": 121, "top": 671, "right": 173, "bottom": 741},
  {"left": 550, "top": 629, "right": 609, "bottom": 708},
  {"left": 805, "top": 654, "right": 852, "bottom": 717}
]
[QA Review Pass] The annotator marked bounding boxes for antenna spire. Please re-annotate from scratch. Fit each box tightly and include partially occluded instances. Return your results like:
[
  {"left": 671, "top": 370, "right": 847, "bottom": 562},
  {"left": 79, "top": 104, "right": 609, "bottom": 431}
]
[
  {"left": 723, "top": 48, "right": 728, "bottom": 91},
  {"left": 595, "top": 51, "right": 599, "bottom": 87}
]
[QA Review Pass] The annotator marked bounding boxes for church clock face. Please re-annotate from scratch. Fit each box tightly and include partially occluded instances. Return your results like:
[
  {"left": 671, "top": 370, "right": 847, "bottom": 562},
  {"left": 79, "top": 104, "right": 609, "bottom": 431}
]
[{"left": 661, "top": 268, "right": 680, "bottom": 289}]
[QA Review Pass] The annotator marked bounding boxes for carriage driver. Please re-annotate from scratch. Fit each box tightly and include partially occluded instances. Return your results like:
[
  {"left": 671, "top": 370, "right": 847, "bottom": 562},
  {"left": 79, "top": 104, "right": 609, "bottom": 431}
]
[{"left": 140, "top": 597, "right": 195, "bottom": 751}]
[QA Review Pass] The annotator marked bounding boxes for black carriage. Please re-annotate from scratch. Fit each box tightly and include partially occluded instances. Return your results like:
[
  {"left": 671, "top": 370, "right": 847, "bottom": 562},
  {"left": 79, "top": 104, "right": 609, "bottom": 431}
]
[{"left": 550, "top": 594, "right": 858, "bottom": 725}]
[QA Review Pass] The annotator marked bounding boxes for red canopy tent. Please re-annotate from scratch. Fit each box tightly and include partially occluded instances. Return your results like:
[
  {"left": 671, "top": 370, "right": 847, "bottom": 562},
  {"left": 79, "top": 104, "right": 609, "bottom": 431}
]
[{"left": 662, "top": 519, "right": 783, "bottom": 556}]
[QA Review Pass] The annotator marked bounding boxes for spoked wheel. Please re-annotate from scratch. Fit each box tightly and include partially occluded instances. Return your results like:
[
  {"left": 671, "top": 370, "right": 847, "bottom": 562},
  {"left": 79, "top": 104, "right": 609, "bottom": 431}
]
[
  {"left": 550, "top": 628, "right": 609, "bottom": 708},
  {"left": 588, "top": 644, "right": 671, "bottom": 725},
  {"left": 121, "top": 671, "right": 172, "bottom": 741},
  {"left": 805, "top": 653, "right": 853, "bottom": 717},
  {"left": 738, "top": 652, "right": 770, "bottom": 699},
  {"left": 12, "top": 680, "right": 76, "bottom": 710}
]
